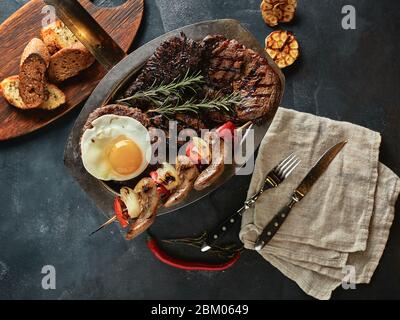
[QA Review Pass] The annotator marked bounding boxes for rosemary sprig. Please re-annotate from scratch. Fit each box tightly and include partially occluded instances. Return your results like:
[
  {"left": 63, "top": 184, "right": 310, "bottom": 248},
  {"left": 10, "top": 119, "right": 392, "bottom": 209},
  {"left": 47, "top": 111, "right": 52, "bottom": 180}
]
[
  {"left": 147, "top": 92, "right": 244, "bottom": 117},
  {"left": 116, "top": 70, "right": 204, "bottom": 106}
]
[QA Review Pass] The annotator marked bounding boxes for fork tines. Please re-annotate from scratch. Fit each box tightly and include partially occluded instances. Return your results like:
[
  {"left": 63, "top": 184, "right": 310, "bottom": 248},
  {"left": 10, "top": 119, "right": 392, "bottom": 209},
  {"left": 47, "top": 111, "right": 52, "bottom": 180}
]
[{"left": 275, "top": 153, "right": 301, "bottom": 179}]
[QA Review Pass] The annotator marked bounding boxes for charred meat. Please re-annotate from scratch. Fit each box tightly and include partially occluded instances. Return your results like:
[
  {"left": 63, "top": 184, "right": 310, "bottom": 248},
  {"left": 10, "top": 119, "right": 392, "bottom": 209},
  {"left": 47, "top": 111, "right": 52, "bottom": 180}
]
[
  {"left": 123, "top": 33, "right": 205, "bottom": 98},
  {"left": 202, "top": 35, "right": 282, "bottom": 122},
  {"left": 175, "top": 113, "right": 206, "bottom": 131},
  {"left": 82, "top": 104, "right": 150, "bottom": 133},
  {"left": 122, "top": 33, "right": 282, "bottom": 124}
]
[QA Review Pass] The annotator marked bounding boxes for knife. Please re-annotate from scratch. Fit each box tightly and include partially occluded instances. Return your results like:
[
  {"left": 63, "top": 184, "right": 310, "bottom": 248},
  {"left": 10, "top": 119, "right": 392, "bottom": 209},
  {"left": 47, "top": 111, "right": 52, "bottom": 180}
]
[
  {"left": 254, "top": 140, "right": 348, "bottom": 251},
  {"left": 201, "top": 150, "right": 301, "bottom": 252},
  {"left": 43, "top": 0, "right": 126, "bottom": 70},
  {"left": 200, "top": 122, "right": 255, "bottom": 252}
]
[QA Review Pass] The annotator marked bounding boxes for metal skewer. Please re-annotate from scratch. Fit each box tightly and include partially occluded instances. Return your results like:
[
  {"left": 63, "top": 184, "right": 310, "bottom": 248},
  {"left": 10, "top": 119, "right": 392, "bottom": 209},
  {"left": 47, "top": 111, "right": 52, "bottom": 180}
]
[
  {"left": 89, "top": 216, "right": 117, "bottom": 236},
  {"left": 238, "top": 121, "right": 253, "bottom": 145}
]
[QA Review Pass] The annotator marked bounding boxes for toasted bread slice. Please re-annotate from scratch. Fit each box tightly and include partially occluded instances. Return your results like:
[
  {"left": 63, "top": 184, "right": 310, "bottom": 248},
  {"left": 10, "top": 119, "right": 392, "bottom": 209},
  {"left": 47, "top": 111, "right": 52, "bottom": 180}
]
[
  {"left": 0, "top": 75, "right": 65, "bottom": 110},
  {"left": 40, "top": 83, "right": 66, "bottom": 110},
  {"left": 19, "top": 38, "right": 51, "bottom": 108},
  {"left": 47, "top": 42, "right": 95, "bottom": 83},
  {"left": 41, "top": 20, "right": 79, "bottom": 55},
  {"left": 0, "top": 76, "right": 25, "bottom": 109}
]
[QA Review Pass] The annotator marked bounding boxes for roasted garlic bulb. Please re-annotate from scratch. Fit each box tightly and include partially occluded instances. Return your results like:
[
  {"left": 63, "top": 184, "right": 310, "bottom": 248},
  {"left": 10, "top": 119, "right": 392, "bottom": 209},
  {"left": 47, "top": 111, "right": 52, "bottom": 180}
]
[
  {"left": 265, "top": 30, "right": 299, "bottom": 68},
  {"left": 260, "top": 0, "right": 297, "bottom": 27}
]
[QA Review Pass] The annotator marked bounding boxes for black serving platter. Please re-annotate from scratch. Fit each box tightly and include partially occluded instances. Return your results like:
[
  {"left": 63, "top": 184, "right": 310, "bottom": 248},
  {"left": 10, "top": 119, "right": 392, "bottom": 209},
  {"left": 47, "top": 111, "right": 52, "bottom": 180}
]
[{"left": 64, "top": 19, "right": 285, "bottom": 220}]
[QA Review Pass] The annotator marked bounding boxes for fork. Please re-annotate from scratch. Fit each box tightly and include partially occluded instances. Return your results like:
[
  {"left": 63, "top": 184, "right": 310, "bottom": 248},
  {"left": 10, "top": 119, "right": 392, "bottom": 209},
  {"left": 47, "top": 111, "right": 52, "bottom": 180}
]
[{"left": 201, "top": 153, "right": 301, "bottom": 252}]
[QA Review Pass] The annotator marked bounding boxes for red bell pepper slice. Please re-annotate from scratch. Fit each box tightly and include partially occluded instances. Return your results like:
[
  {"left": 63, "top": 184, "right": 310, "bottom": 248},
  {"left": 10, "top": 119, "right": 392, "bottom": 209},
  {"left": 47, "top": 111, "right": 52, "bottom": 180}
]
[
  {"left": 114, "top": 197, "right": 129, "bottom": 228},
  {"left": 149, "top": 170, "right": 171, "bottom": 196},
  {"left": 149, "top": 170, "right": 159, "bottom": 182},
  {"left": 216, "top": 121, "right": 236, "bottom": 140}
]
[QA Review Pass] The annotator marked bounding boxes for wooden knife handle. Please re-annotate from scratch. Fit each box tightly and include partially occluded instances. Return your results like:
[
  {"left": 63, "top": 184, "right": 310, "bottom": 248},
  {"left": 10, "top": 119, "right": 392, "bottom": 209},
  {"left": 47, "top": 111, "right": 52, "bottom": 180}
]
[{"left": 254, "top": 198, "right": 297, "bottom": 251}]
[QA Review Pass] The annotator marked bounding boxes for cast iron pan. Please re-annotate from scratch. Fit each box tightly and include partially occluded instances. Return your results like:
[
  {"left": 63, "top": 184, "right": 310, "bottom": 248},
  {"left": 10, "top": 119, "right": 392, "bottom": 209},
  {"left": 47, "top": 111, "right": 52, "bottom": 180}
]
[{"left": 64, "top": 19, "right": 285, "bottom": 220}]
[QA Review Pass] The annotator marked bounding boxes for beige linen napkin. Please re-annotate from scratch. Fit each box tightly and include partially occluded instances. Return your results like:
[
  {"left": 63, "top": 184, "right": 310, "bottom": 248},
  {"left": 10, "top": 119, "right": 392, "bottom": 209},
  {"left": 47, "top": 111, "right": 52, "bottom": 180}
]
[{"left": 239, "top": 107, "right": 400, "bottom": 300}]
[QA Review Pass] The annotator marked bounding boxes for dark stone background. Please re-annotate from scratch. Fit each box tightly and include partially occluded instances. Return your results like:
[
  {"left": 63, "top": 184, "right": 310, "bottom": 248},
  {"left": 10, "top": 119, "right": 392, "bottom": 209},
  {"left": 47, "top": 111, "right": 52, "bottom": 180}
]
[{"left": 0, "top": 0, "right": 399, "bottom": 299}]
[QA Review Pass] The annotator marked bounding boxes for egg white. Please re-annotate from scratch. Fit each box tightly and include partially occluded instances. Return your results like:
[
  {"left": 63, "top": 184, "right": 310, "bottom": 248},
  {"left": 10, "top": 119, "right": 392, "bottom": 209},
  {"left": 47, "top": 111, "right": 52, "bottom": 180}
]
[{"left": 81, "top": 115, "right": 151, "bottom": 181}]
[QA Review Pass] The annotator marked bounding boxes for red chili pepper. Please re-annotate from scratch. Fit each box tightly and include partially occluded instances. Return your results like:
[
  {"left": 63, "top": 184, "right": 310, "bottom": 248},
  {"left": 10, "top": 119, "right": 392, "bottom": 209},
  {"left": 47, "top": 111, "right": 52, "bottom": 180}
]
[
  {"left": 147, "top": 238, "right": 240, "bottom": 271},
  {"left": 216, "top": 121, "right": 236, "bottom": 140},
  {"left": 149, "top": 171, "right": 170, "bottom": 196},
  {"left": 114, "top": 197, "right": 129, "bottom": 228}
]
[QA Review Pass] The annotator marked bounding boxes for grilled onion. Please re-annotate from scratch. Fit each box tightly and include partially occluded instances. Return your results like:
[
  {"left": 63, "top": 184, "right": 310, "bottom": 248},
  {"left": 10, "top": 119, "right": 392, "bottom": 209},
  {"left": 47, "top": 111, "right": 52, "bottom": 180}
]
[{"left": 120, "top": 187, "right": 141, "bottom": 218}]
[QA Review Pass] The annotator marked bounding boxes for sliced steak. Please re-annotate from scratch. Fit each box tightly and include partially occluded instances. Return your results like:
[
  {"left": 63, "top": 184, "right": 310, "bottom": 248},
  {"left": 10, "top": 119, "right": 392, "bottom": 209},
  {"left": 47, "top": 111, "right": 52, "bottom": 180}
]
[
  {"left": 82, "top": 104, "right": 150, "bottom": 133},
  {"left": 202, "top": 35, "right": 282, "bottom": 122},
  {"left": 123, "top": 33, "right": 205, "bottom": 98}
]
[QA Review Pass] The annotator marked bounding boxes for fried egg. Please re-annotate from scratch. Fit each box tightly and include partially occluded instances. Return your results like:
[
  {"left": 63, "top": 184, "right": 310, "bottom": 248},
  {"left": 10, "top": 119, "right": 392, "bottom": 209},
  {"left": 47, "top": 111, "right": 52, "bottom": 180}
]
[{"left": 81, "top": 115, "right": 151, "bottom": 181}]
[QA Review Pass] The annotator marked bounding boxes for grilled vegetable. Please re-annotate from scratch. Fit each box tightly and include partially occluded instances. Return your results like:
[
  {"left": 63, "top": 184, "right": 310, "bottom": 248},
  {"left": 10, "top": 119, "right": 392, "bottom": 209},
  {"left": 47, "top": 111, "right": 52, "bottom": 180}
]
[
  {"left": 265, "top": 30, "right": 299, "bottom": 69},
  {"left": 186, "top": 137, "right": 211, "bottom": 164},
  {"left": 120, "top": 187, "right": 141, "bottom": 219},
  {"left": 114, "top": 197, "right": 129, "bottom": 228},
  {"left": 149, "top": 171, "right": 171, "bottom": 197},
  {"left": 216, "top": 121, "right": 236, "bottom": 140},
  {"left": 154, "top": 162, "right": 180, "bottom": 191},
  {"left": 260, "top": 0, "right": 297, "bottom": 27}
]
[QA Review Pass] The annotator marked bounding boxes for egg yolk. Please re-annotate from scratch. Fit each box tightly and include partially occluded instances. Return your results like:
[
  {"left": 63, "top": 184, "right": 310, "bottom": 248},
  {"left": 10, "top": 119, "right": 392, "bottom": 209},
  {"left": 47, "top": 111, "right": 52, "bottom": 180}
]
[{"left": 108, "top": 136, "right": 143, "bottom": 175}]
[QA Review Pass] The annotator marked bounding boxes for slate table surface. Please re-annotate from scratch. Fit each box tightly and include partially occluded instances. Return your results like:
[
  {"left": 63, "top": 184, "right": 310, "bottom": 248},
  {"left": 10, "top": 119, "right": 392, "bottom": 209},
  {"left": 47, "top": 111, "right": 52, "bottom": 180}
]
[{"left": 0, "top": 0, "right": 399, "bottom": 300}]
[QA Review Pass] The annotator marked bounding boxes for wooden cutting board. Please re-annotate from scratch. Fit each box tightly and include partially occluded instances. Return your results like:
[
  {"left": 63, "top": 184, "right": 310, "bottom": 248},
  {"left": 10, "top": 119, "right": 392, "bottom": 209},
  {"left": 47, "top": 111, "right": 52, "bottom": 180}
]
[{"left": 0, "top": 0, "right": 144, "bottom": 141}]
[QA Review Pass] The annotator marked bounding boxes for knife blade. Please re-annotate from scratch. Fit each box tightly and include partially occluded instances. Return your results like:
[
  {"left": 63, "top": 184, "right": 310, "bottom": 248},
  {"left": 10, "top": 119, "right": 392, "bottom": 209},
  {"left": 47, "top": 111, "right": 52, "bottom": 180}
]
[
  {"left": 254, "top": 140, "right": 348, "bottom": 251},
  {"left": 44, "top": 0, "right": 126, "bottom": 70}
]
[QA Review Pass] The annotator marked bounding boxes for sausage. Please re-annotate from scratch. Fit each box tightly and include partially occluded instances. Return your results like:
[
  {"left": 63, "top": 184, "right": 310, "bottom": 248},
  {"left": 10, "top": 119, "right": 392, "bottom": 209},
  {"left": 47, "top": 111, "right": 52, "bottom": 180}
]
[
  {"left": 164, "top": 156, "right": 199, "bottom": 207},
  {"left": 194, "top": 132, "right": 225, "bottom": 191}
]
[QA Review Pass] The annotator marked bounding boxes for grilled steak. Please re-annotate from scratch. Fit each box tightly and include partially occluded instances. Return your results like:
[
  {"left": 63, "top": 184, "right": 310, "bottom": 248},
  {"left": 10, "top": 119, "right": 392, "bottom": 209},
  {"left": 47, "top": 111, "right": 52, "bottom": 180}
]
[
  {"left": 82, "top": 104, "right": 150, "bottom": 133},
  {"left": 202, "top": 35, "right": 245, "bottom": 92},
  {"left": 123, "top": 33, "right": 205, "bottom": 98},
  {"left": 118, "top": 33, "right": 282, "bottom": 125},
  {"left": 202, "top": 35, "right": 282, "bottom": 122}
]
